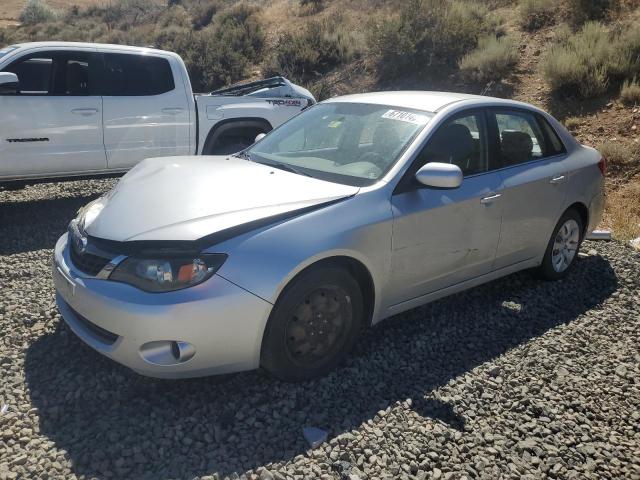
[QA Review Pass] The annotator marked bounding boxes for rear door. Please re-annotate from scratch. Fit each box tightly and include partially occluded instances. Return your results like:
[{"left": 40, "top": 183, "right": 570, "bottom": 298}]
[
  {"left": 100, "top": 51, "right": 191, "bottom": 169},
  {"left": 489, "top": 108, "right": 569, "bottom": 269},
  {"left": 0, "top": 49, "right": 106, "bottom": 179}
]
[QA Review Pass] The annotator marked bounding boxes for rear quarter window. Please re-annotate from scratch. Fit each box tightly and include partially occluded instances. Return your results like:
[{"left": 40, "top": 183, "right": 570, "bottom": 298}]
[
  {"left": 100, "top": 53, "right": 175, "bottom": 96},
  {"left": 536, "top": 114, "right": 566, "bottom": 156}
]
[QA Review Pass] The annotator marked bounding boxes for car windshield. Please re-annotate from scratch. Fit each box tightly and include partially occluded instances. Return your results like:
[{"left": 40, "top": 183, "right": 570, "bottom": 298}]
[
  {"left": 0, "top": 46, "right": 18, "bottom": 60},
  {"left": 247, "top": 102, "right": 433, "bottom": 186}
]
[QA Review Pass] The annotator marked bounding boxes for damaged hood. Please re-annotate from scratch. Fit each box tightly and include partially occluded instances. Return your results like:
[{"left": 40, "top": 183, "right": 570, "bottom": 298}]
[{"left": 83, "top": 156, "right": 358, "bottom": 242}]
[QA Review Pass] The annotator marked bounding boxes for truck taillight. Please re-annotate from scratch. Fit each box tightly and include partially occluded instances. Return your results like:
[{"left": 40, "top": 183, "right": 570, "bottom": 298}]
[{"left": 598, "top": 156, "right": 606, "bottom": 176}]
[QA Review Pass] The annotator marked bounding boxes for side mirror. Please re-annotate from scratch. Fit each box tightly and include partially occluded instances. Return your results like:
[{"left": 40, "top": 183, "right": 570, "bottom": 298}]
[
  {"left": 0, "top": 72, "right": 19, "bottom": 95},
  {"left": 415, "top": 162, "right": 463, "bottom": 189},
  {"left": 255, "top": 133, "right": 267, "bottom": 143}
]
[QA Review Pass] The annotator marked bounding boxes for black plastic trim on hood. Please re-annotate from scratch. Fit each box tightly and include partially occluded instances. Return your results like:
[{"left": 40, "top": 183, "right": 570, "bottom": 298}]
[{"left": 87, "top": 196, "right": 352, "bottom": 257}]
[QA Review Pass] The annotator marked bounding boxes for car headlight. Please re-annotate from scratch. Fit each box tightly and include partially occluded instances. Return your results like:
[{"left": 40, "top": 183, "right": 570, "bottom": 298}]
[{"left": 109, "top": 254, "right": 227, "bottom": 293}]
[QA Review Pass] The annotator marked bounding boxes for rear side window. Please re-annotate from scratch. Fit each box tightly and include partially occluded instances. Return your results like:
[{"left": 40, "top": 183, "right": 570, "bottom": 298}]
[
  {"left": 493, "top": 110, "right": 550, "bottom": 167},
  {"left": 101, "top": 53, "right": 175, "bottom": 96}
]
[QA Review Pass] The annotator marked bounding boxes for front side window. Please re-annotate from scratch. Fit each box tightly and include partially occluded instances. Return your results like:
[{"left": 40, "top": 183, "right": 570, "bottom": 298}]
[
  {"left": 101, "top": 53, "right": 175, "bottom": 96},
  {"left": 415, "top": 112, "right": 488, "bottom": 177},
  {"left": 494, "top": 110, "right": 549, "bottom": 166},
  {"left": 248, "top": 103, "right": 433, "bottom": 186},
  {"left": 2, "top": 51, "right": 99, "bottom": 96},
  {"left": 4, "top": 55, "right": 53, "bottom": 94}
]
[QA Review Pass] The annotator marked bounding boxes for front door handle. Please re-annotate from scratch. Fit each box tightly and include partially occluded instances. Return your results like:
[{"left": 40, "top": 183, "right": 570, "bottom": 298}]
[
  {"left": 480, "top": 193, "right": 502, "bottom": 205},
  {"left": 550, "top": 175, "right": 566, "bottom": 185},
  {"left": 162, "top": 107, "right": 184, "bottom": 115},
  {"left": 71, "top": 108, "right": 99, "bottom": 116}
]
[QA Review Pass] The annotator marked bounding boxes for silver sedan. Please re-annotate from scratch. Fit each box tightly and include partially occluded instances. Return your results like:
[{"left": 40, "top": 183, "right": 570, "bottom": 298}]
[{"left": 52, "top": 92, "right": 605, "bottom": 381}]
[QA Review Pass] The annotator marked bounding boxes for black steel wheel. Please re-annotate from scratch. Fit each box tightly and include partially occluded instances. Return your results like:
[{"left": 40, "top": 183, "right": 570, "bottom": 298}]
[{"left": 261, "top": 265, "right": 364, "bottom": 381}]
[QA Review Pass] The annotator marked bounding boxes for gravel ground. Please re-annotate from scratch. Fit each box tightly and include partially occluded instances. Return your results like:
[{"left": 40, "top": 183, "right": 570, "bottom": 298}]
[{"left": 0, "top": 179, "right": 639, "bottom": 480}]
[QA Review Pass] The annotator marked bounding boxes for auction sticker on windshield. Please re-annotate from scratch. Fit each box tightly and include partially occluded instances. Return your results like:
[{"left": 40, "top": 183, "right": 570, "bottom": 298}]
[{"left": 381, "top": 109, "right": 429, "bottom": 125}]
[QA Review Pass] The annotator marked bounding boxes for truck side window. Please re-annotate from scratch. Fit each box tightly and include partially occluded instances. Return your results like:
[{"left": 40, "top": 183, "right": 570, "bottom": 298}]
[
  {"left": 101, "top": 53, "right": 175, "bottom": 96},
  {"left": 4, "top": 55, "right": 54, "bottom": 95},
  {"left": 2, "top": 51, "right": 99, "bottom": 96}
]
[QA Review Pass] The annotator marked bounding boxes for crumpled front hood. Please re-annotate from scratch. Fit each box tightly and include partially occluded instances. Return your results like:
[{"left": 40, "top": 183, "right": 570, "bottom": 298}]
[{"left": 84, "top": 156, "right": 358, "bottom": 242}]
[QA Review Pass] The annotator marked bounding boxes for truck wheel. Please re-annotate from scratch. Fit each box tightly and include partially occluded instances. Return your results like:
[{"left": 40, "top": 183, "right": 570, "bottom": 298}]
[{"left": 260, "top": 266, "right": 364, "bottom": 382}]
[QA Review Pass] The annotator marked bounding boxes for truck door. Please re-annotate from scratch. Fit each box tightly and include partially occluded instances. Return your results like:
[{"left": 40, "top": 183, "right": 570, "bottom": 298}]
[
  {"left": 0, "top": 50, "right": 107, "bottom": 179},
  {"left": 100, "top": 52, "right": 191, "bottom": 170}
]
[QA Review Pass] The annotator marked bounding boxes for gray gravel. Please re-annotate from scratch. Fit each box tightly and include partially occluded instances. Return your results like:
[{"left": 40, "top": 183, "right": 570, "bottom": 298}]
[{"left": 1, "top": 179, "right": 639, "bottom": 480}]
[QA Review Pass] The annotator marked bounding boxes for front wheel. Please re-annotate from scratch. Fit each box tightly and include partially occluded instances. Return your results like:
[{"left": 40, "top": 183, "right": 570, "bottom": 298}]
[
  {"left": 260, "top": 266, "right": 363, "bottom": 382},
  {"left": 537, "top": 208, "right": 583, "bottom": 280}
]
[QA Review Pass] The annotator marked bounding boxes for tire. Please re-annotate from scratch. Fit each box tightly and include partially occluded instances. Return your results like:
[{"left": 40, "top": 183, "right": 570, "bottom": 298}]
[
  {"left": 261, "top": 265, "right": 364, "bottom": 382},
  {"left": 537, "top": 208, "right": 584, "bottom": 280}
]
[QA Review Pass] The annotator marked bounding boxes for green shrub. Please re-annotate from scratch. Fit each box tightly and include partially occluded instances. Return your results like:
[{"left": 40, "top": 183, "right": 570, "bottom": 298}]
[
  {"left": 264, "top": 15, "right": 363, "bottom": 83},
  {"left": 597, "top": 140, "right": 636, "bottom": 168},
  {"left": 368, "top": 0, "right": 498, "bottom": 80},
  {"left": 459, "top": 35, "right": 519, "bottom": 82},
  {"left": 566, "top": 0, "right": 617, "bottom": 26},
  {"left": 191, "top": 1, "right": 220, "bottom": 30},
  {"left": 542, "top": 21, "right": 637, "bottom": 98},
  {"left": 518, "top": 0, "right": 555, "bottom": 31},
  {"left": 620, "top": 78, "right": 640, "bottom": 105},
  {"left": 19, "top": 0, "right": 58, "bottom": 25}
]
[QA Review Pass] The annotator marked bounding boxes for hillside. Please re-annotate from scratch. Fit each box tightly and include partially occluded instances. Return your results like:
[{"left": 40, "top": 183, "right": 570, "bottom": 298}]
[{"left": 1, "top": 0, "right": 639, "bottom": 242}]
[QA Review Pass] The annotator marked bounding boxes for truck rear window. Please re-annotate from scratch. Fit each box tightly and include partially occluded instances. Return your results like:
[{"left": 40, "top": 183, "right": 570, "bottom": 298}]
[{"left": 100, "top": 53, "right": 175, "bottom": 96}]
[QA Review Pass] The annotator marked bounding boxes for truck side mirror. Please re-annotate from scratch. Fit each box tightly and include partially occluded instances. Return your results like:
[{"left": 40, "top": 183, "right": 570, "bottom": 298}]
[
  {"left": 255, "top": 133, "right": 267, "bottom": 143},
  {"left": 0, "top": 72, "right": 19, "bottom": 95}
]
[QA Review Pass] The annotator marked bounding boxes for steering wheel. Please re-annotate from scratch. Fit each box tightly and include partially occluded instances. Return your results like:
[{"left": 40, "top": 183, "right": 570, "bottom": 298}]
[{"left": 357, "top": 151, "right": 387, "bottom": 169}]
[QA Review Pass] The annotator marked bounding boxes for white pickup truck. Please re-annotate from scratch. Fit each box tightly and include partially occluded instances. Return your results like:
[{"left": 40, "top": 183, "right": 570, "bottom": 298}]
[{"left": 0, "top": 42, "right": 315, "bottom": 184}]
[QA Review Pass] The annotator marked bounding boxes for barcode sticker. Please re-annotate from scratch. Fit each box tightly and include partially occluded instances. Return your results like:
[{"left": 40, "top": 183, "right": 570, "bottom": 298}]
[{"left": 381, "top": 109, "right": 429, "bottom": 125}]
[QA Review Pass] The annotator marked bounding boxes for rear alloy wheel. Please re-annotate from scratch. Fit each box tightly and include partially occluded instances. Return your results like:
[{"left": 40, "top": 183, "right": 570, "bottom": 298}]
[
  {"left": 261, "top": 266, "right": 363, "bottom": 381},
  {"left": 538, "top": 209, "right": 583, "bottom": 280}
]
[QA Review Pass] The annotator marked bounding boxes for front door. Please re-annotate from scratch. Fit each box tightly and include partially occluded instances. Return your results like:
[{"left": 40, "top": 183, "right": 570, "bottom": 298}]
[
  {"left": 0, "top": 50, "right": 107, "bottom": 179},
  {"left": 100, "top": 52, "right": 191, "bottom": 170},
  {"left": 489, "top": 109, "right": 569, "bottom": 269},
  {"left": 388, "top": 110, "right": 503, "bottom": 306}
]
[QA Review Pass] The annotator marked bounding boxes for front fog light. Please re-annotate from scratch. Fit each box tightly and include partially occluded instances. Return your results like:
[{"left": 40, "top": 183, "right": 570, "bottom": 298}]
[{"left": 109, "top": 254, "right": 227, "bottom": 292}]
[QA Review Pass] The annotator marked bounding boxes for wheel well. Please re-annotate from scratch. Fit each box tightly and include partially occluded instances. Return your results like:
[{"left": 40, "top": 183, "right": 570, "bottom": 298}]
[
  {"left": 566, "top": 202, "right": 589, "bottom": 237},
  {"left": 201, "top": 118, "right": 272, "bottom": 155},
  {"left": 289, "top": 256, "right": 376, "bottom": 329}
]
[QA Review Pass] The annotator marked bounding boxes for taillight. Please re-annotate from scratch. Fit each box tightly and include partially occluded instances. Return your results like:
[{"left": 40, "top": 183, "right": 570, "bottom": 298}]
[{"left": 597, "top": 156, "right": 606, "bottom": 176}]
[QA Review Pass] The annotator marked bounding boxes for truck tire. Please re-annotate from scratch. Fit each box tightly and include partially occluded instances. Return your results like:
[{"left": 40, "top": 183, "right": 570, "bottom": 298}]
[{"left": 202, "top": 119, "right": 272, "bottom": 155}]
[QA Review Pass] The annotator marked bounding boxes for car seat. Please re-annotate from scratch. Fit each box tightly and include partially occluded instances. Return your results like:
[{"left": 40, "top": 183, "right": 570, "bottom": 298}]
[{"left": 501, "top": 131, "right": 533, "bottom": 166}]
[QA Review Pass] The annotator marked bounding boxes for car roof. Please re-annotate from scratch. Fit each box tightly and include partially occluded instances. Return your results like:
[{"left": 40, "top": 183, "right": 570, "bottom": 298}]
[
  {"left": 325, "top": 91, "right": 527, "bottom": 113},
  {"left": 6, "top": 41, "right": 175, "bottom": 57}
]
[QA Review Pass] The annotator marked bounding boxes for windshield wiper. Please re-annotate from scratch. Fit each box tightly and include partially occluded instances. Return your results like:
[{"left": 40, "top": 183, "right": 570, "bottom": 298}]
[
  {"left": 233, "top": 151, "right": 252, "bottom": 160},
  {"left": 263, "top": 162, "right": 313, "bottom": 177}
]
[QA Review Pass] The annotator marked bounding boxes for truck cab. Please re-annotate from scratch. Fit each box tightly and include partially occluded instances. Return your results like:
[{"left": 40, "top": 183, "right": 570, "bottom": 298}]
[{"left": 0, "top": 42, "right": 314, "bottom": 183}]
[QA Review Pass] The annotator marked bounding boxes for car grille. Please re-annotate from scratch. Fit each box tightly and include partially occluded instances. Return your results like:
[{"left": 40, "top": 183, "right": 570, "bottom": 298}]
[
  {"left": 69, "top": 247, "right": 111, "bottom": 276},
  {"left": 68, "top": 304, "right": 119, "bottom": 345}
]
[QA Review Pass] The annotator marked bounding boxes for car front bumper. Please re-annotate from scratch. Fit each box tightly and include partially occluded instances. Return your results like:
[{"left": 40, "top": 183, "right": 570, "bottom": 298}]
[{"left": 52, "top": 233, "right": 273, "bottom": 378}]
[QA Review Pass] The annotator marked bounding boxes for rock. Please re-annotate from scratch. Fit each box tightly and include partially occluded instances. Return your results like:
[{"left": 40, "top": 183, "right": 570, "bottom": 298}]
[{"left": 303, "top": 427, "right": 328, "bottom": 449}]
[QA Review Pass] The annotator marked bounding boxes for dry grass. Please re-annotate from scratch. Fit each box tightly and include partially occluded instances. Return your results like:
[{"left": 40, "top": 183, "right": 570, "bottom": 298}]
[
  {"left": 0, "top": 0, "right": 101, "bottom": 23},
  {"left": 606, "top": 180, "right": 640, "bottom": 241},
  {"left": 620, "top": 78, "right": 640, "bottom": 105},
  {"left": 564, "top": 116, "right": 582, "bottom": 130}
]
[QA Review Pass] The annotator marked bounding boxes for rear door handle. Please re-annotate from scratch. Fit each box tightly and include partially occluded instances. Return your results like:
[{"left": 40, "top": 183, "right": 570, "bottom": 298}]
[
  {"left": 480, "top": 193, "right": 502, "bottom": 205},
  {"left": 550, "top": 175, "right": 566, "bottom": 185},
  {"left": 71, "top": 108, "right": 98, "bottom": 116},
  {"left": 162, "top": 107, "right": 184, "bottom": 115}
]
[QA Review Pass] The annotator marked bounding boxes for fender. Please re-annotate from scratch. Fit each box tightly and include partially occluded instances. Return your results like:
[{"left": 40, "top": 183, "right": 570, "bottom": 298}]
[{"left": 200, "top": 117, "right": 273, "bottom": 155}]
